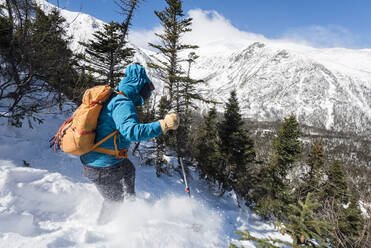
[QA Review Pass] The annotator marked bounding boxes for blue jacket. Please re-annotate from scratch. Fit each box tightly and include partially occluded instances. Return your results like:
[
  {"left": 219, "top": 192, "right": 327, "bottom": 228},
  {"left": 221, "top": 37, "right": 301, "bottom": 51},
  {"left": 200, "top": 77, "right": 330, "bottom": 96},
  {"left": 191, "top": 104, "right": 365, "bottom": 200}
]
[{"left": 80, "top": 64, "right": 163, "bottom": 167}]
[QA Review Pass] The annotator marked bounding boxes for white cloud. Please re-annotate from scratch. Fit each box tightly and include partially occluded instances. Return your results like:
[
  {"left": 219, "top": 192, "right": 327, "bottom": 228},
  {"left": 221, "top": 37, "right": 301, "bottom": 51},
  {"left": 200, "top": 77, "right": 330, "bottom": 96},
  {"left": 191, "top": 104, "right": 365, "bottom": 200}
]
[
  {"left": 182, "top": 9, "right": 266, "bottom": 53},
  {"left": 129, "top": 9, "right": 267, "bottom": 54},
  {"left": 128, "top": 9, "right": 364, "bottom": 53},
  {"left": 280, "top": 25, "right": 361, "bottom": 49},
  {"left": 128, "top": 26, "right": 163, "bottom": 51}
]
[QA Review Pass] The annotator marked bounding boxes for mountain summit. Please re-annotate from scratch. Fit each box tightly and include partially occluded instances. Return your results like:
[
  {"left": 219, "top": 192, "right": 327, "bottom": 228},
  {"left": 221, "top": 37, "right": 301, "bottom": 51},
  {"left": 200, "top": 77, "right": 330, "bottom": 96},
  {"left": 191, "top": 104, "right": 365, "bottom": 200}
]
[{"left": 36, "top": 0, "right": 371, "bottom": 135}]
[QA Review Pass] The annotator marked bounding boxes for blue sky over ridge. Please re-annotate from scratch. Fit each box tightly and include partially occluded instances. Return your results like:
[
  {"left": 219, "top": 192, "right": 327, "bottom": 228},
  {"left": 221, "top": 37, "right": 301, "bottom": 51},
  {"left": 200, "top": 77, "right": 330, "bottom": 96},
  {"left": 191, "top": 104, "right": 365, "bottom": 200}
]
[{"left": 47, "top": 0, "right": 371, "bottom": 49}]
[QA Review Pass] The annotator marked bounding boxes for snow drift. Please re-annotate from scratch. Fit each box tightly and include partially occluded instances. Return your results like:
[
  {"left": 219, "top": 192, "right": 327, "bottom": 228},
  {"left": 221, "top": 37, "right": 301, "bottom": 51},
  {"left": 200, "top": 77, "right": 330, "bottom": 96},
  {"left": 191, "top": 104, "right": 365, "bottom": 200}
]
[{"left": 0, "top": 108, "right": 286, "bottom": 247}]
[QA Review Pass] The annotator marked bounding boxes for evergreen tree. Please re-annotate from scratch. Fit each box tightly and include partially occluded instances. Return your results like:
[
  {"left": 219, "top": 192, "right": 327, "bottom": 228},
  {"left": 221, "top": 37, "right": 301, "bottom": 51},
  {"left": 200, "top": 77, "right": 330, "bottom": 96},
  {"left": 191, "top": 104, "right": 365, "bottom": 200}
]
[
  {"left": 148, "top": 0, "right": 197, "bottom": 109},
  {"left": 249, "top": 115, "right": 301, "bottom": 220},
  {"left": 77, "top": 0, "right": 142, "bottom": 87},
  {"left": 297, "top": 140, "right": 326, "bottom": 201},
  {"left": 307, "top": 140, "right": 325, "bottom": 185},
  {"left": 115, "top": 0, "right": 143, "bottom": 39},
  {"left": 323, "top": 161, "right": 348, "bottom": 203},
  {"left": 176, "top": 51, "right": 205, "bottom": 158},
  {"left": 337, "top": 198, "right": 366, "bottom": 247},
  {"left": 154, "top": 96, "right": 171, "bottom": 177},
  {"left": 217, "top": 90, "right": 255, "bottom": 192},
  {"left": 318, "top": 194, "right": 367, "bottom": 248},
  {"left": 78, "top": 21, "right": 134, "bottom": 87},
  {"left": 137, "top": 96, "right": 156, "bottom": 124},
  {"left": 230, "top": 193, "right": 332, "bottom": 248},
  {"left": 317, "top": 161, "right": 367, "bottom": 248},
  {"left": 271, "top": 115, "right": 302, "bottom": 179},
  {"left": 148, "top": 0, "right": 204, "bottom": 162},
  {"left": 31, "top": 7, "right": 78, "bottom": 100},
  {"left": 0, "top": 2, "right": 76, "bottom": 126},
  {"left": 194, "top": 106, "right": 222, "bottom": 183}
]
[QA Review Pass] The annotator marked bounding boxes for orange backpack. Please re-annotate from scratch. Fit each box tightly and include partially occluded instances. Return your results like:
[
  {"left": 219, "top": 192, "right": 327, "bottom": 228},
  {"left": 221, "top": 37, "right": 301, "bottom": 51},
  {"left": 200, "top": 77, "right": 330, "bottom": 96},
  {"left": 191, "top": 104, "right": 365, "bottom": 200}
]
[{"left": 52, "top": 85, "right": 128, "bottom": 159}]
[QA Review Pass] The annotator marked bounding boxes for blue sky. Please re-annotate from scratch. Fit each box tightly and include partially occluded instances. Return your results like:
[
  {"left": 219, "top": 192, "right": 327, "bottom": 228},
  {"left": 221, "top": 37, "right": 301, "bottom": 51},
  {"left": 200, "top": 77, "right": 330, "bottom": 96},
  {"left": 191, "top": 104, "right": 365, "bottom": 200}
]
[{"left": 48, "top": 0, "right": 371, "bottom": 49}]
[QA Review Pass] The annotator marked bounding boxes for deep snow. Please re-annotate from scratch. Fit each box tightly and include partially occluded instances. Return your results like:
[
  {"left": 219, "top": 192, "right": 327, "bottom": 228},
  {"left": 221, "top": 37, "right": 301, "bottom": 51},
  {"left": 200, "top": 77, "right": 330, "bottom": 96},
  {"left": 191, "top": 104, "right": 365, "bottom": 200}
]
[{"left": 0, "top": 107, "right": 288, "bottom": 247}]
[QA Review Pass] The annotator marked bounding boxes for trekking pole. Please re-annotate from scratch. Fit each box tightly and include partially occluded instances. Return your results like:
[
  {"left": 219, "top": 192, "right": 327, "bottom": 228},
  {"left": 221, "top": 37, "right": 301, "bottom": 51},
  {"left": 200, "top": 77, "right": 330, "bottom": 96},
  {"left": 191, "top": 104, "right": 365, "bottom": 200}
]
[
  {"left": 179, "top": 157, "right": 191, "bottom": 198},
  {"left": 179, "top": 157, "right": 202, "bottom": 232}
]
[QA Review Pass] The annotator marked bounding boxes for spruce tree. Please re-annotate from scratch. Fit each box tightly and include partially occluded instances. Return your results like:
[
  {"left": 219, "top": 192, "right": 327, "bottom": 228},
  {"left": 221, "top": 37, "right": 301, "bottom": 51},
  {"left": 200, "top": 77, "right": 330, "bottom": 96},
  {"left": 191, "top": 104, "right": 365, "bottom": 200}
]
[
  {"left": 297, "top": 140, "right": 326, "bottom": 201},
  {"left": 115, "top": 0, "right": 143, "bottom": 39},
  {"left": 319, "top": 194, "right": 367, "bottom": 248},
  {"left": 154, "top": 96, "right": 171, "bottom": 177},
  {"left": 250, "top": 115, "right": 301, "bottom": 220},
  {"left": 217, "top": 90, "right": 255, "bottom": 192},
  {"left": 137, "top": 97, "right": 156, "bottom": 124},
  {"left": 78, "top": 21, "right": 134, "bottom": 87},
  {"left": 272, "top": 115, "right": 302, "bottom": 179},
  {"left": 176, "top": 51, "right": 205, "bottom": 158},
  {"left": 307, "top": 141, "right": 325, "bottom": 184},
  {"left": 31, "top": 7, "right": 77, "bottom": 100},
  {"left": 77, "top": 0, "right": 141, "bottom": 88},
  {"left": 148, "top": 0, "right": 204, "bottom": 162},
  {"left": 323, "top": 161, "right": 348, "bottom": 203},
  {"left": 0, "top": 2, "right": 76, "bottom": 125},
  {"left": 195, "top": 106, "right": 222, "bottom": 183},
  {"left": 231, "top": 193, "right": 332, "bottom": 248},
  {"left": 336, "top": 198, "right": 366, "bottom": 248},
  {"left": 316, "top": 160, "right": 368, "bottom": 248},
  {"left": 148, "top": 0, "right": 197, "bottom": 109}
]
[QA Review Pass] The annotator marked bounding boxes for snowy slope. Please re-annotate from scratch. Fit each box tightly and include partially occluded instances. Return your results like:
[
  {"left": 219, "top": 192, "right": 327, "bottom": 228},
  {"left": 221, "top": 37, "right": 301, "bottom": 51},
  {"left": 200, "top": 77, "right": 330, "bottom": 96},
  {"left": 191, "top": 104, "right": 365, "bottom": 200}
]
[
  {"left": 35, "top": 0, "right": 371, "bottom": 135},
  {"left": 193, "top": 42, "right": 371, "bottom": 135},
  {"left": 33, "top": 0, "right": 105, "bottom": 52},
  {"left": 1, "top": 2, "right": 367, "bottom": 247},
  {"left": 0, "top": 106, "right": 288, "bottom": 247}
]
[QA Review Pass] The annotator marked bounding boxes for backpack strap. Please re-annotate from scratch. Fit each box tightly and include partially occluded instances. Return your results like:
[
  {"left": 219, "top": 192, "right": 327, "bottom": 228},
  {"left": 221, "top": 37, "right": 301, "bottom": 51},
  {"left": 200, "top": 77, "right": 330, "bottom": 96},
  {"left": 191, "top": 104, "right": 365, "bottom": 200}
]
[
  {"left": 84, "top": 91, "right": 129, "bottom": 159},
  {"left": 115, "top": 91, "right": 127, "bottom": 97},
  {"left": 91, "top": 130, "right": 118, "bottom": 150},
  {"left": 90, "top": 89, "right": 133, "bottom": 160},
  {"left": 51, "top": 117, "right": 73, "bottom": 151},
  {"left": 90, "top": 130, "right": 128, "bottom": 159},
  {"left": 94, "top": 147, "right": 128, "bottom": 159}
]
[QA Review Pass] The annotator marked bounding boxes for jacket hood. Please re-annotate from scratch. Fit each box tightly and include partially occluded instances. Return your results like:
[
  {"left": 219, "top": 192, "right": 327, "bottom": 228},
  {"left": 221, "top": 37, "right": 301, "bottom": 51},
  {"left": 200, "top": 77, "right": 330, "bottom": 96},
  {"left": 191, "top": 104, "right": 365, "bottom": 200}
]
[{"left": 116, "top": 64, "right": 151, "bottom": 106}]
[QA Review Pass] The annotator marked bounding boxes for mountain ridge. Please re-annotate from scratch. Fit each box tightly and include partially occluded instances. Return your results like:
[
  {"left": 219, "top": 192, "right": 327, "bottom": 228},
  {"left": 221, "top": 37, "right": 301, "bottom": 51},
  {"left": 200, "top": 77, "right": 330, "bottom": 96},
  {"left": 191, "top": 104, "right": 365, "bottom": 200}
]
[
  {"left": 36, "top": 0, "right": 371, "bottom": 136},
  {"left": 192, "top": 41, "right": 370, "bottom": 135}
]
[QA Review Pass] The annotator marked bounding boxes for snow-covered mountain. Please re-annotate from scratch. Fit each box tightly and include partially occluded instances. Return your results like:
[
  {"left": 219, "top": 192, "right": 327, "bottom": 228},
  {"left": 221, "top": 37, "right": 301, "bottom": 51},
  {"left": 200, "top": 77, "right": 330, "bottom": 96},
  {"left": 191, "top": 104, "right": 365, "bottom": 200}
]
[
  {"left": 194, "top": 43, "right": 371, "bottom": 135},
  {"left": 37, "top": 0, "right": 371, "bottom": 136}
]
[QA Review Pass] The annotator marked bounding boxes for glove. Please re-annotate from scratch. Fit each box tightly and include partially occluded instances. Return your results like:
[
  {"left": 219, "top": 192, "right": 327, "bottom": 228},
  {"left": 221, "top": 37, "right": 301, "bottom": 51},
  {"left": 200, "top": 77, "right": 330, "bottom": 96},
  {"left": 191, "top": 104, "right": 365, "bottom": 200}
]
[{"left": 159, "top": 113, "right": 179, "bottom": 134}]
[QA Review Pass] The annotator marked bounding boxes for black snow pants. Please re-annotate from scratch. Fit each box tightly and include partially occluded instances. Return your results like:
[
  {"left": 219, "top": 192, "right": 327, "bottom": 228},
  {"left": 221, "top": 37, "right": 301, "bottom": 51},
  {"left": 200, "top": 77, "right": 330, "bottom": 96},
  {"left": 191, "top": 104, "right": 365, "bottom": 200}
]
[{"left": 82, "top": 159, "right": 136, "bottom": 202}]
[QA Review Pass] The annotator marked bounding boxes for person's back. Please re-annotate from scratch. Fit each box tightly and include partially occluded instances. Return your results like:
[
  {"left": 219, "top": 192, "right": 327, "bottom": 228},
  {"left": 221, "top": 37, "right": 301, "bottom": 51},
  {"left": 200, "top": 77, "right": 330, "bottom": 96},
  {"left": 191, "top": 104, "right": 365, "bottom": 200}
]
[{"left": 80, "top": 64, "right": 179, "bottom": 224}]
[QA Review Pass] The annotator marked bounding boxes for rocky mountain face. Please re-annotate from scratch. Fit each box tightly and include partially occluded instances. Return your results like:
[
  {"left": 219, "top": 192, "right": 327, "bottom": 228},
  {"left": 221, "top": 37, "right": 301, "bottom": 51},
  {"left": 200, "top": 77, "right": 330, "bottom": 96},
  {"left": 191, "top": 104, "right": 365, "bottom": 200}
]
[
  {"left": 36, "top": 0, "right": 371, "bottom": 137},
  {"left": 192, "top": 42, "right": 371, "bottom": 136}
]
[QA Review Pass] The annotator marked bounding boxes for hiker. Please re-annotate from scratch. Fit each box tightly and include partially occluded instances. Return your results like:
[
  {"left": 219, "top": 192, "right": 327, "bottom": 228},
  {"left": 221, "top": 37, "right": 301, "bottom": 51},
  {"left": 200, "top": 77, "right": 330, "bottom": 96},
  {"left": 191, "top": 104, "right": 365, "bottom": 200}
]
[{"left": 80, "top": 63, "right": 179, "bottom": 224}]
